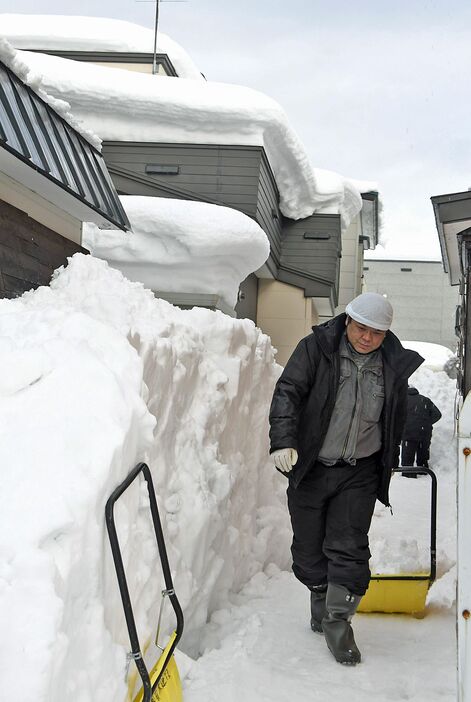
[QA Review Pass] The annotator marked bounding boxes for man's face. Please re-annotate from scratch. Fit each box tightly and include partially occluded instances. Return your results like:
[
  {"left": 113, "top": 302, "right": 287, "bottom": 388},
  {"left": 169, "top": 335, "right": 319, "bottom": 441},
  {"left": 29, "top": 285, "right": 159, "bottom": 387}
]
[{"left": 346, "top": 318, "right": 386, "bottom": 354}]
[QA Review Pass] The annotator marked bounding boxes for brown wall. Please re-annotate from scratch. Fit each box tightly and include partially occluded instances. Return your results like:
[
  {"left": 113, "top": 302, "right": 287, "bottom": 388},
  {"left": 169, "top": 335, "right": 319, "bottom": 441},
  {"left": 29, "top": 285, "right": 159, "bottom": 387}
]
[{"left": 0, "top": 199, "right": 88, "bottom": 298}]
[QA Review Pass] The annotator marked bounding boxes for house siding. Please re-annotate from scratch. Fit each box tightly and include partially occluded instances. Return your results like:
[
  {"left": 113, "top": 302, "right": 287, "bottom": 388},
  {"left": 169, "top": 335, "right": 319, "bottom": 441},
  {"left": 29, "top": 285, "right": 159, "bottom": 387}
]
[
  {"left": 0, "top": 199, "right": 87, "bottom": 298},
  {"left": 102, "top": 141, "right": 283, "bottom": 264},
  {"left": 101, "top": 141, "right": 341, "bottom": 304},
  {"left": 280, "top": 214, "right": 341, "bottom": 302}
]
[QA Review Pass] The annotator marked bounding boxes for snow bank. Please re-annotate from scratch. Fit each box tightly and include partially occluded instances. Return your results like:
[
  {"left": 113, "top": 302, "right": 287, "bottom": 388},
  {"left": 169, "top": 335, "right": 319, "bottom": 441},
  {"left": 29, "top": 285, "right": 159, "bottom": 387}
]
[
  {"left": 0, "top": 254, "right": 290, "bottom": 702},
  {"left": 0, "top": 37, "right": 101, "bottom": 149},
  {"left": 15, "top": 48, "right": 363, "bottom": 225},
  {"left": 402, "top": 340, "right": 456, "bottom": 372},
  {"left": 83, "top": 196, "right": 270, "bottom": 310},
  {"left": 0, "top": 14, "right": 203, "bottom": 80}
]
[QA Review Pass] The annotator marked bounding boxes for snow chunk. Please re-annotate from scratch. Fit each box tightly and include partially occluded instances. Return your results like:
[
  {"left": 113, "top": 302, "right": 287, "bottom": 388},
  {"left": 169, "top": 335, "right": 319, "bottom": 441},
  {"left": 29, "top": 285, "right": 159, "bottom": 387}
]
[
  {"left": 0, "top": 13, "right": 203, "bottom": 80},
  {"left": 83, "top": 196, "right": 269, "bottom": 310}
]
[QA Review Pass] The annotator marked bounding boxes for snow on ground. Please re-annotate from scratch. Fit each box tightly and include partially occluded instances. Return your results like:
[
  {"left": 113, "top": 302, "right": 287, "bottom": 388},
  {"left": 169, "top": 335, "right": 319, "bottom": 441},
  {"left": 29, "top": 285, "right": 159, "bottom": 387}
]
[
  {"left": 0, "top": 255, "right": 457, "bottom": 701},
  {"left": 0, "top": 14, "right": 203, "bottom": 80},
  {"left": 183, "top": 571, "right": 456, "bottom": 702},
  {"left": 13, "top": 47, "right": 363, "bottom": 226},
  {"left": 83, "top": 196, "right": 270, "bottom": 310}
]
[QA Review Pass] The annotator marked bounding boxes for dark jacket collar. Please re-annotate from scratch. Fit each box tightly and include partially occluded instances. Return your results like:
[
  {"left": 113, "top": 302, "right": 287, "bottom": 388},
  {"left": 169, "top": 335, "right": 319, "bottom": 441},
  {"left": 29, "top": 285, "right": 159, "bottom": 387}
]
[{"left": 312, "top": 312, "right": 424, "bottom": 378}]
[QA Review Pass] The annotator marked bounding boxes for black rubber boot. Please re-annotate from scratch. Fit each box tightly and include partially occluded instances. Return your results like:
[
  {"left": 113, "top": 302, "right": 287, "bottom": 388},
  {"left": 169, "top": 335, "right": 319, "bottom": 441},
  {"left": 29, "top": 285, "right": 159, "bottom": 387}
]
[
  {"left": 310, "top": 584, "right": 327, "bottom": 633},
  {"left": 322, "top": 583, "right": 362, "bottom": 665}
]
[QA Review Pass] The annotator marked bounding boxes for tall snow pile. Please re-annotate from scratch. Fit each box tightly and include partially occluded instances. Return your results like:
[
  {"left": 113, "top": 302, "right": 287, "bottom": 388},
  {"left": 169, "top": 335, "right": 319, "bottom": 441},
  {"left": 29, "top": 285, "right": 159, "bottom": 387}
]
[
  {"left": 83, "top": 196, "right": 270, "bottom": 310},
  {"left": 0, "top": 254, "right": 290, "bottom": 702}
]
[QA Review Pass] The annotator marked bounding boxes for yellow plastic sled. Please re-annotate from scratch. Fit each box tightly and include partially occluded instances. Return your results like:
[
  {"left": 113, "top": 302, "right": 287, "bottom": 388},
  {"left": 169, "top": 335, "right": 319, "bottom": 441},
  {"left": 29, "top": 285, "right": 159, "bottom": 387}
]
[
  {"left": 358, "top": 467, "right": 437, "bottom": 616},
  {"left": 127, "top": 633, "right": 182, "bottom": 702},
  {"left": 106, "top": 463, "right": 184, "bottom": 702}
]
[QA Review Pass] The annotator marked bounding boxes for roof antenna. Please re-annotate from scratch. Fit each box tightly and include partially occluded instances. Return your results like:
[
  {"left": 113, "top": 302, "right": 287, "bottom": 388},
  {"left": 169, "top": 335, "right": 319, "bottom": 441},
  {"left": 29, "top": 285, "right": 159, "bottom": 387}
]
[
  {"left": 135, "top": 0, "right": 188, "bottom": 75},
  {"left": 152, "top": 0, "right": 160, "bottom": 75}
]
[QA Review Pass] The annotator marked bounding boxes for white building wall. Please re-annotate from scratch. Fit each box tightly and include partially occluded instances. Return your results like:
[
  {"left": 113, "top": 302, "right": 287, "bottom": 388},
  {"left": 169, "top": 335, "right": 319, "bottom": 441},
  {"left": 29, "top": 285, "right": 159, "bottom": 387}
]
[{"left": 363, "top": 259, "right": 459, "bottom": 350}]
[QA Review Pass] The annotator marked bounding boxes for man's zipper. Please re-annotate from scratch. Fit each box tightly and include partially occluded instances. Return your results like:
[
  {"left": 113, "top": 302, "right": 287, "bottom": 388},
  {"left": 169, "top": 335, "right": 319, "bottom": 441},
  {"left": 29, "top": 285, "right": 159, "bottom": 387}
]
[{"left": 341, "top": 366, "right": 360, "bottom": 459}]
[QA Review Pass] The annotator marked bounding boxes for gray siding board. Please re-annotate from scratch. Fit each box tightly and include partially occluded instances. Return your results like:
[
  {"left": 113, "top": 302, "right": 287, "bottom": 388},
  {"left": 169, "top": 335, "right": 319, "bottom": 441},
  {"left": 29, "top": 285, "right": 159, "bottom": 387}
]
[
  {"left": 103, "top": 143, "right": 262, "bottom": 163},
  {"left": 112, "top": 163, "right": 260, "bottom": 179},
  {"left": 256, "top": 157, "right": 282, "bottom": 263},
  {"left": 280, "top": 214, "right": 341, "bottom": 304},
  {"left": 103, "top": 143, "right": 261, "bottom": 215}
]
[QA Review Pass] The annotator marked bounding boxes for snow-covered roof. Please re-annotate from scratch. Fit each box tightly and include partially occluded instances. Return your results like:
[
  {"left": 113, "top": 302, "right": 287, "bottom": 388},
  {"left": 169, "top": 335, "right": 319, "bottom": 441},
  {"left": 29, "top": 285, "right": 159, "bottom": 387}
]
[
  {"left": 0, "top": 37, "right": 101, "bottom": 149},
  {"left": 83, "top": 196, "right": 270, "bottom": 309},
  {"left": 0, "top": 14, "right": 203, "bottom": 81},
  {"left": 15, "top": 48, "right": 363, "bottom": 225}
]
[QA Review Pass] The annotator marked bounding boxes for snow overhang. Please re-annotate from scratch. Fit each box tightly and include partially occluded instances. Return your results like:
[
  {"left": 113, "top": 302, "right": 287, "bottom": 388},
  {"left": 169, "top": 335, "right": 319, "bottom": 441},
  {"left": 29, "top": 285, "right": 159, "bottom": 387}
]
[
  {"left": 0, "top": 60, "right": 130, "bottom": 231},
  {"left": 431, "top": 190, "right": 471, "bottom": 285}
]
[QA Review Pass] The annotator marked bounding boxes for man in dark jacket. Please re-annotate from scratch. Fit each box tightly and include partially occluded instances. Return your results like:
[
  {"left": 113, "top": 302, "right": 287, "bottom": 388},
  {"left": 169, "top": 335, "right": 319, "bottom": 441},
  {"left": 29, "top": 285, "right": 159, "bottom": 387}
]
[
  {"left": 269, "top": 292, "right": 423, "bottom": 666},
  {"left": 401, "top": 386, "right": 441, "bottom": 477}
]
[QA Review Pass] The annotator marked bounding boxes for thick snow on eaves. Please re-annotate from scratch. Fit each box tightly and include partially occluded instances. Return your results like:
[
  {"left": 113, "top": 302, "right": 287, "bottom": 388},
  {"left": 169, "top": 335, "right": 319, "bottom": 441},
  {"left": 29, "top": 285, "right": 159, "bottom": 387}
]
[
  {"left": 0, "top": 14, "right": 202, "bottom": 81},
  {"left": 83, "top": 196, "right": 270, "bottom": 309},
  {"left": 313, "top": 168, "right": 364, "bottom": 229},
  {"left": 0, "top": 37, "right": 101, "bottom": 150},
  {"left": 17, "top": 50, "right": 362, "bottom": 224}
]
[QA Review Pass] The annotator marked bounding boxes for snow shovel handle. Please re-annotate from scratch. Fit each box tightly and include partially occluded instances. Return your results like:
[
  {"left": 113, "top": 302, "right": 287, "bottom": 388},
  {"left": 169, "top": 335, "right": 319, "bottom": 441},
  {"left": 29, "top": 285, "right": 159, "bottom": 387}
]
[
  {"left": 394, "top": 466, "right": 437, "bottom": 584},
  {"left": 105, "top": 462, "right": 184, "bottom": 702}
]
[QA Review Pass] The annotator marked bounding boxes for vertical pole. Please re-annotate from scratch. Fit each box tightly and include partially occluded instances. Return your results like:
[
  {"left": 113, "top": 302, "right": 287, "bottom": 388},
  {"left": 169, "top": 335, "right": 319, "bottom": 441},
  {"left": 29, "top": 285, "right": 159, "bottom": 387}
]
[
  {"left": 152, "top": 0, "right": 160, "bottom": 75},
  {"left": 458, "top": 395, "right": 471, "bottom": 701}
]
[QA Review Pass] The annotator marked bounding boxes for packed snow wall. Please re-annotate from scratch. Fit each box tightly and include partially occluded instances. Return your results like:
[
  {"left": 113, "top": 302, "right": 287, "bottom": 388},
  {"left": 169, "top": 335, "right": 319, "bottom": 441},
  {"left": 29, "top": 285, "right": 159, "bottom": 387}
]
[{"left": 0, "top": 254, "right": 291, "bottom": 702}]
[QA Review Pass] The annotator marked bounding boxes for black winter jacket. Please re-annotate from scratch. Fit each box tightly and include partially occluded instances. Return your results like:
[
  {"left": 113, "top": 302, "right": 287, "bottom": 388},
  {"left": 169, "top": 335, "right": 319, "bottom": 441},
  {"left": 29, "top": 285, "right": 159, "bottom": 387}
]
[
  {"left": 402, "top": 387, "right": 441, "bottom": 441},
  {"left": 269, "top": 314, "right": 424, "bottom": 506}
]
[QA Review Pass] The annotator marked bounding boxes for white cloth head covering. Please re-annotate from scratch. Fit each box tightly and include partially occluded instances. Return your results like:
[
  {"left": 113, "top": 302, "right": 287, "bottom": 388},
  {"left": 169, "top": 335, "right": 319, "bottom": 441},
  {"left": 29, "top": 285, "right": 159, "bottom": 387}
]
[{"left": 345, "top": 292, "right": 393, "bottom": 331}]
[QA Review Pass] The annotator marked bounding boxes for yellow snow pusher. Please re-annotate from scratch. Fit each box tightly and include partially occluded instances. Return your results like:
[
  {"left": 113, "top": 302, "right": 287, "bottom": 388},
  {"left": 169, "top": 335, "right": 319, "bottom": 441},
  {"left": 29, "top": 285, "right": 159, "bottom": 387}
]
[
  {"left": 358, "top": 466, "right": 437, "bottom": 617},
  {"left": 106, "top": 462, "right": 184, "bottom": 702}
]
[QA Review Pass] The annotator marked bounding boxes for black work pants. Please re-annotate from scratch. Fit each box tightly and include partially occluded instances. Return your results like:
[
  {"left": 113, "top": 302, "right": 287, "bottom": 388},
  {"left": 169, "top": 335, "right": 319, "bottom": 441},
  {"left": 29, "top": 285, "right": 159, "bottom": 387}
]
[
  {"left": 287, "top": 455, "right": 379, "bottom": 596},
  {"left": 401, "top": 439, "right": 430, "bottom": 468}
]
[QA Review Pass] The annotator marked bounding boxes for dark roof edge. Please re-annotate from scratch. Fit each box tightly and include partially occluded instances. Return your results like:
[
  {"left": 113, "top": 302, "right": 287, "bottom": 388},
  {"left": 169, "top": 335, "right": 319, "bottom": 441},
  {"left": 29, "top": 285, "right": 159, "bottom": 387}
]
[{"left": 29, "top": 49, "right": 178, "bottom": 77}]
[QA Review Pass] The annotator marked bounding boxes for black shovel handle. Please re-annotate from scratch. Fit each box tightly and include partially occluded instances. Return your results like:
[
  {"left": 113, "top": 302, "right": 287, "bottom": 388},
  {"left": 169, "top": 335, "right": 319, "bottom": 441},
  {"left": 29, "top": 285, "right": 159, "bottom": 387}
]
[
  {"left": 394, "top": 466, "right": 437, "bottom": 584},
  {"left": 105, "top": 462, "right": 184, "bottom": 702}
]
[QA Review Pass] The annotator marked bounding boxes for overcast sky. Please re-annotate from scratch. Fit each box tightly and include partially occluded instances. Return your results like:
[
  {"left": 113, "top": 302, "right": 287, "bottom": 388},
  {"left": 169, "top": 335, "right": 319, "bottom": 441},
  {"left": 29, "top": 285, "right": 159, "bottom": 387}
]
[{"left": 5, "top": 0, "right": 471, "bottom": 259}]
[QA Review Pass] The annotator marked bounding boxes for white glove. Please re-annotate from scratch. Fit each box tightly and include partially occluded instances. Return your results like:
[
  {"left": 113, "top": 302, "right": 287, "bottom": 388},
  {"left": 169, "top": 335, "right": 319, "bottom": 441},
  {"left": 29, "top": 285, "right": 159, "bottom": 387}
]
[{"left": 272, "top": 448, "right": 298, "bottom": 473}]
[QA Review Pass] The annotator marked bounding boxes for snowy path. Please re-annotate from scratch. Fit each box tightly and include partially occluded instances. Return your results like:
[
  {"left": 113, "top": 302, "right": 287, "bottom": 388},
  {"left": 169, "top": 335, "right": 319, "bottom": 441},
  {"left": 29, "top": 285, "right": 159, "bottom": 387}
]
[{"left": 182, "top": 569, "right": 456, "bottom": 702}]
